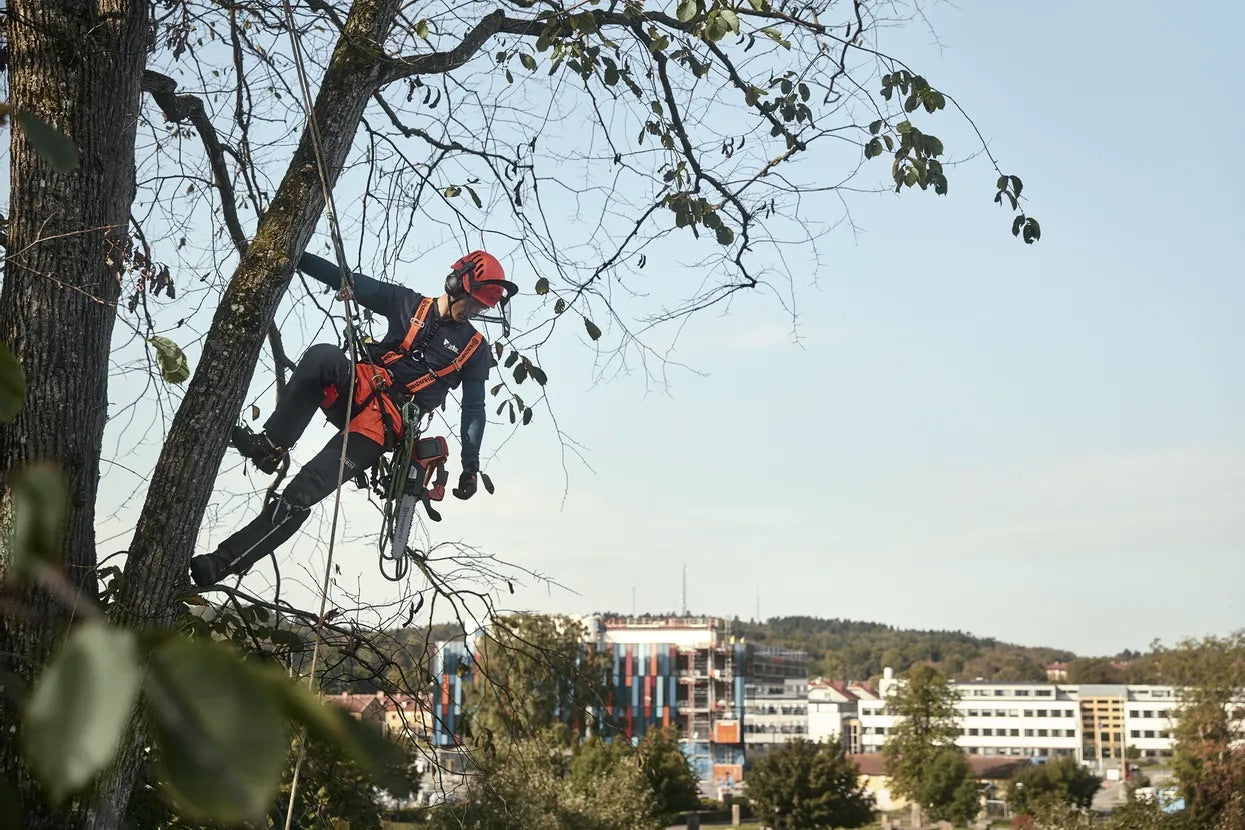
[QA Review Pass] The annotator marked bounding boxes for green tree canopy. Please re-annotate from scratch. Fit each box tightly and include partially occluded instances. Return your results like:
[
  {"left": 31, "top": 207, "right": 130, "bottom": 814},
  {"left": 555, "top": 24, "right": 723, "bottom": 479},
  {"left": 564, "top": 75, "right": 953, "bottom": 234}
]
[
  {"left": 882, "top": 665, "right": 970, "bottom": 823},
  {"left": 1156, "top": 631, "right": 1245, "bottom": 827},
  {"left": 638, "top": 726, "right": 701, "bottom": 822},
  {"left": 462, "top": 614, "right": 611, "bottom": 753},
  {"left": 921, "top": 749, "right": 982, "bottom": 826},
  {"left": 745, "top": 737, "right": 874, "bottom": 830},
  {"left": 432, "top": 737, "right": 660, "bottom": 830},
  {"left": 1006, "top": 757, "right": 1101, "bottom": 816}
]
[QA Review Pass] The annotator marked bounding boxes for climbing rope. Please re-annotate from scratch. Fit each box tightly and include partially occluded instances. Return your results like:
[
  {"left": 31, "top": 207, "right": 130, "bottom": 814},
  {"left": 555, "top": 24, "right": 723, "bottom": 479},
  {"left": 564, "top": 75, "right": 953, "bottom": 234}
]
[{"left": 275, "top": 2, "right": 382, "bottom": 825}]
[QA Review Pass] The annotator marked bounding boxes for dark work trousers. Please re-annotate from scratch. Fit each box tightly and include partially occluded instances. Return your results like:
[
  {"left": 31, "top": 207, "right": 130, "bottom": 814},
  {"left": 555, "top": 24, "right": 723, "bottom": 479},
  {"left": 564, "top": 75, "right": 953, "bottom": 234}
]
[{"left": 213, "top": 343, "right": 390, "bottom": 576}]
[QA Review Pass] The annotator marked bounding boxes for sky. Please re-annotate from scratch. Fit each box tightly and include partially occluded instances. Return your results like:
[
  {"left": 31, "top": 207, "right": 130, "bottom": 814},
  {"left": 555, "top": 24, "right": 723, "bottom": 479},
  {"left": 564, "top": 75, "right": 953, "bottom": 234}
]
[{"left": 85, "top": 0, "right": 1245, "bottom": 658}]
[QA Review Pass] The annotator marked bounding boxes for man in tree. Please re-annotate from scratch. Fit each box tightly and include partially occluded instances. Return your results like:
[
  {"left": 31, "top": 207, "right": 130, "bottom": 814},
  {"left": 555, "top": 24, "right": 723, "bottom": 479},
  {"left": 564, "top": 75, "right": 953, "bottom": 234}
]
[{"left": 189, "top": 250, "right": 517, "bottom": 586}]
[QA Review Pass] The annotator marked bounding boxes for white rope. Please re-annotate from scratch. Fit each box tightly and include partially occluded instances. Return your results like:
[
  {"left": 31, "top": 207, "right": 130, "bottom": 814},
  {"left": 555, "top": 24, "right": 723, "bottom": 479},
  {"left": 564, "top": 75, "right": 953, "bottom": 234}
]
[{"left": 275, "top": 2, "right": 375, "bottom": 825}]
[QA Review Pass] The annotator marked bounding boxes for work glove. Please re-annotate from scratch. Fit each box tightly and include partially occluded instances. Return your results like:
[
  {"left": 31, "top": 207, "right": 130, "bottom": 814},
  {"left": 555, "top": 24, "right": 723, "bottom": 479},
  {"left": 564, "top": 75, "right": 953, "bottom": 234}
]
[{"left": 452, "top": 470, "right": 477, "bottom": 500}]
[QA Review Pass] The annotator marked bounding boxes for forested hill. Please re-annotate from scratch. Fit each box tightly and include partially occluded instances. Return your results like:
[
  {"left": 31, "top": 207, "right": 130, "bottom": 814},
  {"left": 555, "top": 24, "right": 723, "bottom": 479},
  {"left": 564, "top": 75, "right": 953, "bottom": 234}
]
[
  {"left": 317, "top": 614, "right": 1159, "bottom": 693},
  {"left": 732, "top": 616, "right": 1077, "bottom": 683}
]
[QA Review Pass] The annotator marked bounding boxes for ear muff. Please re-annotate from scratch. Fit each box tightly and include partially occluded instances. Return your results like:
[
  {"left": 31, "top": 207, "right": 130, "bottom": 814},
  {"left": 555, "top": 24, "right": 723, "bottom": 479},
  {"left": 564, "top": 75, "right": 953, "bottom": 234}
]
[{"left": 445, "top": 262, "right": 472, "bottom": 298}]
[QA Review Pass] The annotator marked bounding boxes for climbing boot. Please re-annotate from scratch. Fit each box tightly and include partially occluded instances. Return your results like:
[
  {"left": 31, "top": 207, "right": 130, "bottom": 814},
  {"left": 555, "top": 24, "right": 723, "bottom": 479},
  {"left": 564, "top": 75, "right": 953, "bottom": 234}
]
[
  {"left": 231, "top": 425, "right": 287, "bottom": 474},
  {"left": 189, "top": 552, "right": 228, "bottom": 587}
]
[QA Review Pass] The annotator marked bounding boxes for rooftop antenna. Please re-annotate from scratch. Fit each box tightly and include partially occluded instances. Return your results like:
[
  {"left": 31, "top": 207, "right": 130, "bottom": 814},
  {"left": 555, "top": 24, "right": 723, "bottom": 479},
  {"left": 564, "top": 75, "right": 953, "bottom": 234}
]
[{"left": 681, "top": 564, "right": 687, "bottom": 616}]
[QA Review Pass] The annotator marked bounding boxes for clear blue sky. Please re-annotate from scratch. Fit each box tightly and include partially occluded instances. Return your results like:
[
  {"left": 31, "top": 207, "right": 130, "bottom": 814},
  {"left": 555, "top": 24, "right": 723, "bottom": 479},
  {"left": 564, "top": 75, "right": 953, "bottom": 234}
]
[
  {"left": 445, "top": 0, "right": 1245, "bottom": 656},
  {"left": 86, "top": 0, "right": 1243, "bottom": 658}
]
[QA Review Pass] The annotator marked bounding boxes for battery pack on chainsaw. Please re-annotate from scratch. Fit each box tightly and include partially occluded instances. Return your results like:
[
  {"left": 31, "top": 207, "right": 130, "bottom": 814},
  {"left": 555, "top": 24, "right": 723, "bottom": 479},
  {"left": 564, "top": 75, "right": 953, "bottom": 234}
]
[{"left": 412, "top": 436, "right": 449, "bottom": 501}]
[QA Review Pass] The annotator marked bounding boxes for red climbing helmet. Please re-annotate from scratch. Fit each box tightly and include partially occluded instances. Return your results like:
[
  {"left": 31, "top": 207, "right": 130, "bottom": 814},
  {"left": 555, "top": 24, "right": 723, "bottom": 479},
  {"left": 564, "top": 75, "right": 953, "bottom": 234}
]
[
  {"left": 445, "top": 250, "right": 519, "bottom": 336},
  {"left": 446, "top": 251, "right": 517, "bottom": 309}
]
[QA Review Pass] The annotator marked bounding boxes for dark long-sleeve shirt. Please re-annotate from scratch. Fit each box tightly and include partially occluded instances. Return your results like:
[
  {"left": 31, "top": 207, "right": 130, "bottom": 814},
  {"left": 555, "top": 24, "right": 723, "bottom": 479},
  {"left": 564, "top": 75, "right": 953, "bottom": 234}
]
[{"left": 299, "top": 252, "right": 489, "bottom": 473}]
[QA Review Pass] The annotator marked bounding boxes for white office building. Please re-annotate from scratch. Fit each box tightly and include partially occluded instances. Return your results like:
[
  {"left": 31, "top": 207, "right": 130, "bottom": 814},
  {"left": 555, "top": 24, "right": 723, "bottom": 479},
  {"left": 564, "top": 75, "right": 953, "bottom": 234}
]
[{"left": 849, "top": 668, "right": 1183, "bottom": 769}]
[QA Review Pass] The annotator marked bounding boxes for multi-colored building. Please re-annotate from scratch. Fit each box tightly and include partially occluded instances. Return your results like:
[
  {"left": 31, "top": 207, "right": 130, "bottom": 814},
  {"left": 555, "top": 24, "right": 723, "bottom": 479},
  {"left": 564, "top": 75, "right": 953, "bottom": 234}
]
[{"left": 430, "top": 615, "right": 763, "bottom": 788}]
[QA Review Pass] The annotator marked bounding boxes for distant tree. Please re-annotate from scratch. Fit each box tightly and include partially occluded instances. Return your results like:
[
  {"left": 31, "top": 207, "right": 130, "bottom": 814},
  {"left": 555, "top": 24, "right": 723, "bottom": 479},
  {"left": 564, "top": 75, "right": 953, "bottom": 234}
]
[
  {"left": 1006, "top": 757, "right": 1101, "bottom": 816},
  {"left": 638, "top": 727, "right": 701, "bottom": 822},
  {"left": 883, "top": 665, "right": 969, "bottom": 825},
  {"left": 922, "top": 750, "right": 982, "bottom": 826},
  {"left": 569, "top": 728, "right": 698, "bottom": 824},
  {"left": 462, "top": 614, "right": 611, "bottom": 752},
  {"left": 1156, "top": 631, "right": 1245, "bottom": 827},
  {"left": 1065, "top": 658, "right": 1125, "bottom": 685},
  {"left": 432, "top": 737, "right": 660, "bottom": 830},
  {"left": 745, "top": 738, "right": 874, "bottom": 830}
]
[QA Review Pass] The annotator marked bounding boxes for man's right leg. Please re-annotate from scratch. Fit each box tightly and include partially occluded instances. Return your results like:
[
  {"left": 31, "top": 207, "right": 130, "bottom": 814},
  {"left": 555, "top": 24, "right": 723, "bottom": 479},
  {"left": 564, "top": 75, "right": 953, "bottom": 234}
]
[
  {"left": 232, "top": 343, "right": 354, "bottom": 472},
  {"left": 190, "top": 428, "right": 386, "bottom": 586}
]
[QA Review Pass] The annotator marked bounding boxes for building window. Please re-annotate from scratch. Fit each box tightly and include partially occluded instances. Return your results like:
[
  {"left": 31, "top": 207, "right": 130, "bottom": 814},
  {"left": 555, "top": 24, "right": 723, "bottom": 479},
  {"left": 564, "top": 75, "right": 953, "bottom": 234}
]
[
  {"left": 1017, "top": 690, "right": 1030, "bottom": 696},
  {"left": 968, "top": 728, "right": 979, "bottom": 736},
  {"left": 1010, "top": 729, "right": 1020, "bottom": 736},
  {"left": 1038, "top": 729, "right": 1048, "bottom": 737},
  {"left": 1130, "top": 731, "right": 1140, "bottom": 738},
  {"left": 1145, "top": 730, "right": 1155, "bottom": 739},
  {"left": 1024, "top": 710, "right": 1034, "bottom": 717},
  {"left": 1024, "top": 730, "right": 1034, "bottom": 737}
]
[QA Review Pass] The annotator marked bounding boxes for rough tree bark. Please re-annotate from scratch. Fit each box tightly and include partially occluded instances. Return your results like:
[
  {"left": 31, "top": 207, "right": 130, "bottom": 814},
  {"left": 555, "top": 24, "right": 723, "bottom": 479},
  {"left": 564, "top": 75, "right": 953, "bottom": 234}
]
[{"left": 0, "top": 1, "right": 151, "bottom": 827}]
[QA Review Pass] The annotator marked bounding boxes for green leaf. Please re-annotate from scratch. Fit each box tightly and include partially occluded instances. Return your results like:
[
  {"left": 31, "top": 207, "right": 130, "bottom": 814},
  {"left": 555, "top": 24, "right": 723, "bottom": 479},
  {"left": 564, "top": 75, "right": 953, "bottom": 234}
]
[
  {"left": 747, "top": 0, "right": 765, "bottom": 9},
  {"left": 504, "top": 351, "right": 519, "bottom": 368},
  {"left": 0, "top": 341, "right": 25, "bottom": 423},
  {"left": 271, "top": 678, "right": 409, "bottom": 794},
  {"left": 529, "top": 364, "right": 548, "bottom": 386},
  {"left": 147, "top": 638, "right": 291, "bottom": 824},
  {"left": 554, "top": 298, "right": 567, "bottom": 314},
  {"left": 864, "top": 137, "right": 882, "bottom": 159},
  {"left": 148, "top": 336, "right": 191, "bottom": 384},
  {"left": 480, "top": 472, "right": 495, "bottom": 494},
  {"left": 1023, "top": 217, "right": 1041, "bottom": 244},
  {"left": 9, "top": 463, "right": 68, "bottom": 575},
  {"left": 584, "top": 318, "right": 602, "bottom": 341},
  {"left": 715, "top": 225, "right": 735, "bottom": 246},
  {"left": 514, "top": 361, "right": 529, "bottom": 384},
  {"left": 1010, "top": 175, "right": 1023, "bottom": 198},
  {"left": 535, "top": 277, "right": 550, "bottom": 295},
  {"left": 23, "top": 623, "right": 142, "bottom": 804},
  {"left": 868, "top": 119, "right": 883, "bottom": 135},
  {"left": 16, "top": 110, "right": 80, "bottom": 173},
  {"left": 519, "top": 52, "right": 537, "bottom": 71},
  {"left": 1012, "top": 215, "right": 1025, "bottom": 237},
  {"left": 924, "top": 135, "right": 944, "bottom": 157},
  {"left": 718, "top": 9, "right": 740, "bottom": 33},
  {"left": 465, "top": 185, "right": 483, "bottom": 209},
  {"left": 996, "top": 175, "right": 1009, "bottom": 191},
  {"left": 760, "top": 27, "right": 790, "bottom": 48},
  {"left": 676, "top": 0, "right": 697, "bottom": 23},
  {"left": 522, "top": 407, "right": 533, "bottom": 425},
  {"left": 414, "top": 19, "right": 430, "bottom": 39},
  {"left": 604, "top": 65, "right": 620, "bottom": 86}
]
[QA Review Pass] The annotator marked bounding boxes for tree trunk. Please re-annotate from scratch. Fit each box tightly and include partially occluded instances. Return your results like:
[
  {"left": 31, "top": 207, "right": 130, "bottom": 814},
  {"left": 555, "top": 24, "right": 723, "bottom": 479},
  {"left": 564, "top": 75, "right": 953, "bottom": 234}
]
[
  {"left": 90, "top": 1, "right": 402, "bottom": 825},
  {"left": 0, "top": 1, "right": 150, "bottom": 826}
]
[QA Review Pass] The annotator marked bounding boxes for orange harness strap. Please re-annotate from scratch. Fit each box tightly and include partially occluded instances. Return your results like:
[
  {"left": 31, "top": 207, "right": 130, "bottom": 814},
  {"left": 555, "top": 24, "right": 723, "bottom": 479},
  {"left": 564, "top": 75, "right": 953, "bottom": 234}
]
[
  {"left": 403, "top": 332, "right": 483, "bottom": 396},
  {"left": 381, "top": 296, "right": 436, "bottom": 366}
]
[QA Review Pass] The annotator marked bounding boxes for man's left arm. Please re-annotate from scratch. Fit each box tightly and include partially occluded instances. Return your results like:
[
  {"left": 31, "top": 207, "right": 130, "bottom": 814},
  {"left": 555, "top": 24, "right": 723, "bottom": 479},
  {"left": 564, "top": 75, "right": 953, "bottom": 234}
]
[{"left": 452, "top": 353, "right": 489, "bottom": 500}]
